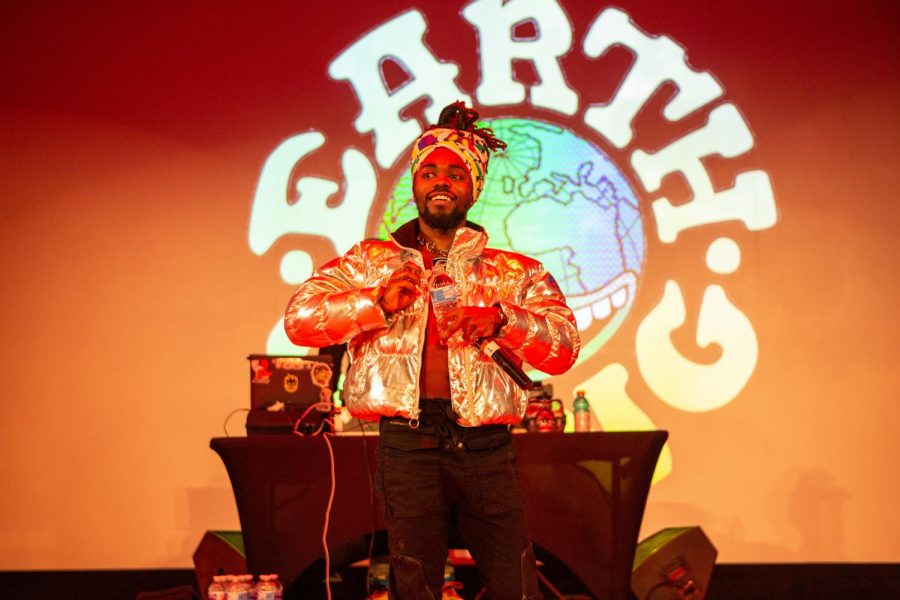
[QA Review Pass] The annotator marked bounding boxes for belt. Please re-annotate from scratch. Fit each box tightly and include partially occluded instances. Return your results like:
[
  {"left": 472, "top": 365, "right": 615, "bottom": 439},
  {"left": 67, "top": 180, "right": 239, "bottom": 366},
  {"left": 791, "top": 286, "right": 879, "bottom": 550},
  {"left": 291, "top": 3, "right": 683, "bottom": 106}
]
[{"left": 379, "top": 399, "right": 511, "bottom": 451}]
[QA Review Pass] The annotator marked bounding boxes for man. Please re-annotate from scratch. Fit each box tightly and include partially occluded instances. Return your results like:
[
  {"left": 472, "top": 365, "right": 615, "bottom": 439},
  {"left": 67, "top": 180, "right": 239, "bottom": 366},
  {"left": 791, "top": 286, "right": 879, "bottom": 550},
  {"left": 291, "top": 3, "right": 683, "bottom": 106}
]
[{"left": 285, "top": 102, "right": 580, "bottom": 599}]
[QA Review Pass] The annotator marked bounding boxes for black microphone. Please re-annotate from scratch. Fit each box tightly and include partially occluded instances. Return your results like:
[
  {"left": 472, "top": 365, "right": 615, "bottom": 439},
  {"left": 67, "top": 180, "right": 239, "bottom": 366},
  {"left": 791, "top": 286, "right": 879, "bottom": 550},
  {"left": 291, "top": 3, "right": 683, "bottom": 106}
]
[{"left": 475, "top": 339, "right": 536, "bottom": 391}]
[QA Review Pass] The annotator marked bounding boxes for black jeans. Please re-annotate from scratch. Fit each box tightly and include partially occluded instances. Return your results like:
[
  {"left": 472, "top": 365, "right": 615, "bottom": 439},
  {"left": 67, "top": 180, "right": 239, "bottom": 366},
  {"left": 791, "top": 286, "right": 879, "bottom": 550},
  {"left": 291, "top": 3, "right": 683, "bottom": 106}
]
[{"left": 376, "top": 399, "right": 542, "bottom": 599}]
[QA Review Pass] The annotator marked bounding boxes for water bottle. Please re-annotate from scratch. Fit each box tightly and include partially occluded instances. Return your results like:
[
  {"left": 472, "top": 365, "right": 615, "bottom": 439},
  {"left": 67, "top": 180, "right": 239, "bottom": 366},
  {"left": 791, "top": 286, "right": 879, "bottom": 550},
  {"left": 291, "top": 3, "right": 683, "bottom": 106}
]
[
  {"left": 429, "top": 264, "right": 459, "bottom": 336},
  {"left": 225, "top": 575, "right": 250, "bottom": 600},
  {"left": 573, "top": 390, "right": 591, "bottom": 432},
  {"left": 256, "top": 575, "right": 273, "bottom": 600},
  {"left": 270, "top": 574, "right": 283, "bottom": 600},
  {"left": 241, "top": 574, "right": 256, "bottom": 599},
  {"left": 223, "top": 576, "right": 238, "bottom": 600},
  {"left": 257, "top": 574, "right": 283, "bottom": 600},
  {"left": 207, "top": 575, "right": 226, "bottom": 600}
]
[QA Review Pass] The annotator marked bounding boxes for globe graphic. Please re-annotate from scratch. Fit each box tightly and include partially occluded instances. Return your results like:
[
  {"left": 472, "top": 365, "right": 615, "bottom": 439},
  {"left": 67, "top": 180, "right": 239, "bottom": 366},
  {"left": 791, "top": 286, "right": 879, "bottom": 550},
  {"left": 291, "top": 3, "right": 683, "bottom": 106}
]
[{"left": 379, "top": 118, "right": 645, "bottom": 363}]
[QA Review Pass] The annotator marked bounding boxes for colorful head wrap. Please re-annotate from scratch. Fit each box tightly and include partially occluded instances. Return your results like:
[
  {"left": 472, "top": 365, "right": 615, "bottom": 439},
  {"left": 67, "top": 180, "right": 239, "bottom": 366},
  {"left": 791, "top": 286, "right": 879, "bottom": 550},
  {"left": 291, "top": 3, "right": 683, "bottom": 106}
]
[{"left": 409, "top": 102, "right": 506, "bottom": 203}]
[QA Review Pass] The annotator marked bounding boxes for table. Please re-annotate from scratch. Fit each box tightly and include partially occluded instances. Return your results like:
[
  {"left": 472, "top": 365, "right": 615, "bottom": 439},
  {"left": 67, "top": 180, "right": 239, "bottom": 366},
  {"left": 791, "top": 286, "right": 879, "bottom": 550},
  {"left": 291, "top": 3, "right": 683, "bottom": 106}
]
[{"left": 211, "top": 430, "right": 666, "bottom": 599}]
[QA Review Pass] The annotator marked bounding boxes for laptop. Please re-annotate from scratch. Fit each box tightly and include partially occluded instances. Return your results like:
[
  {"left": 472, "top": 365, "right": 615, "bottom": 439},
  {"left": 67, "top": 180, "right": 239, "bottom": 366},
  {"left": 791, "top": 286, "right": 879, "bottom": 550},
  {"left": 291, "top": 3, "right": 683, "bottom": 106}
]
[{"left": 246, "top": 354, "right": 335, "bottom": 434}]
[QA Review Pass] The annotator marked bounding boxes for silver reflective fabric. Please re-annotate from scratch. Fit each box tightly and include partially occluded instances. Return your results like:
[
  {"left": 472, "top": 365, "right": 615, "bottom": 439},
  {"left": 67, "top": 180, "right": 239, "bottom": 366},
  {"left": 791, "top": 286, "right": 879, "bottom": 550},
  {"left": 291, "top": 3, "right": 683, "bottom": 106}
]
[{"left": 284, "top": 221, "right": 580, "bottom": 427}]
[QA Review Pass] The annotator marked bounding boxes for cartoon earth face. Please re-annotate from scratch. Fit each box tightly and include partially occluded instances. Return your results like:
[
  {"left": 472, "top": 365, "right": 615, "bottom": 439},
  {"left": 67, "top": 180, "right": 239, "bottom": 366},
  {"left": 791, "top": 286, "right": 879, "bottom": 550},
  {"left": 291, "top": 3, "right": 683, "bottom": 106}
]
[{"left": 379, "top": 117, "right": 645, "bottom": 362}]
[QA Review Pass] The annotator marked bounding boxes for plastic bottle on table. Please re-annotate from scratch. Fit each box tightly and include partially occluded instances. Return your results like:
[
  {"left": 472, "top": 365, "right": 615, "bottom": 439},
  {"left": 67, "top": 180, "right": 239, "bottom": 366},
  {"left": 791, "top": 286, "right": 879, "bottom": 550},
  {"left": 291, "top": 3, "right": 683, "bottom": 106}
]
[
  {"left": 225, "top": 575, "right": 249, "bottom": 600},
  {"left": 207, "top": 575, "right": 226, "bottom": 600},
  {"left": 223, "top": 576, "right": 238, "bottom": 600},
  {"left": 256, "top": 575, "right": 273, "bottom": 600},
  {"left": 241, "top": 574, "right": 256, "bottom": 599},
  {"left": 573, "top": 390, "right": 591, "bottom": 432},
  {"left": 257, "top": 574, "right": 283, "bottom": 600}
]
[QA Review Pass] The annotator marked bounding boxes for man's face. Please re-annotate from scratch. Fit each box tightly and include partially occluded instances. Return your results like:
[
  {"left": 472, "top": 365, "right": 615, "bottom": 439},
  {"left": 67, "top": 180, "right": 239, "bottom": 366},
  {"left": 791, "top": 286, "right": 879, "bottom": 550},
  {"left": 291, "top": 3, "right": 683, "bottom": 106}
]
[{"left": 413, "top": 147, "right": 475, "bottom": 230}]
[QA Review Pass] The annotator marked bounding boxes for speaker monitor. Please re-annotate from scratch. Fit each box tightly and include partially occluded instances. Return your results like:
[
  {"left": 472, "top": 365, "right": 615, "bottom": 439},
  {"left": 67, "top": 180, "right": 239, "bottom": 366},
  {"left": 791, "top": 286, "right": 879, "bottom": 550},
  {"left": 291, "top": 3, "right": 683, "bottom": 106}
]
[
  {"left": 631, "top": 527, "right": 717, "bottom": 600},
  {"left": 192, "top": 530, "right": 247, "bottom": 594}
]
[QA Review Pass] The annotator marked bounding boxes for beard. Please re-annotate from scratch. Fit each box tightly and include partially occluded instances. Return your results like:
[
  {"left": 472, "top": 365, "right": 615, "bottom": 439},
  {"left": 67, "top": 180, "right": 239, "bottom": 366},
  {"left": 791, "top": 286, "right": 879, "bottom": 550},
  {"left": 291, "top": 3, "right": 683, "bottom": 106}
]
[{"left": 419, "top": 202, "right": 469, "bottom": 231}]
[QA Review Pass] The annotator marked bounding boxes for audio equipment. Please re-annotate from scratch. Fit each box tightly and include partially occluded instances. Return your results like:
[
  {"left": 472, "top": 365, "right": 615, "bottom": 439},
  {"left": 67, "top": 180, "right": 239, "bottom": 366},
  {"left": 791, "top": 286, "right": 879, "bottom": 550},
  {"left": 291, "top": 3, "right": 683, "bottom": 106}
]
[{"left": 631, "top": 527, "right": 717, "bottom": 600}]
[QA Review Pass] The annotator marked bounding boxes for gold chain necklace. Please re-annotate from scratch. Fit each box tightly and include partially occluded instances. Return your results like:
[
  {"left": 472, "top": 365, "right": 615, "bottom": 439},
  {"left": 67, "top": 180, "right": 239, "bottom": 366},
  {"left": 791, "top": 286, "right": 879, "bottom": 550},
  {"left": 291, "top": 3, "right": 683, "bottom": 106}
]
[{"left": 417, "top": 234, "right": 449, "bottom": 257}]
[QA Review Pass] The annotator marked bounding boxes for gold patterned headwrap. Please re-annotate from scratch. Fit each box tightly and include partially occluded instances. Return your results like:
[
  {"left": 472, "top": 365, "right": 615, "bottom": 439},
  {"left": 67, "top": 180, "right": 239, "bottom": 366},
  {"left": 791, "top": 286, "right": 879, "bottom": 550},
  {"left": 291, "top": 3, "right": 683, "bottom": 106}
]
[{"left": 409, "top": 102, "right": 506, "bottom": 202}]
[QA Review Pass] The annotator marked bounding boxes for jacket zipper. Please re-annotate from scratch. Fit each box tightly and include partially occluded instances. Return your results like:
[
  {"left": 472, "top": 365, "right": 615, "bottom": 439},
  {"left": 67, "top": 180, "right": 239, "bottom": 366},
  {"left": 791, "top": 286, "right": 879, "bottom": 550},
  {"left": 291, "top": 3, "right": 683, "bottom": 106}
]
[
  {"left": 410, "top": 248, "right": 427, "bottom": 428},
  {"left": 453, "top": 255, "right": 478, "bottom": 424}
]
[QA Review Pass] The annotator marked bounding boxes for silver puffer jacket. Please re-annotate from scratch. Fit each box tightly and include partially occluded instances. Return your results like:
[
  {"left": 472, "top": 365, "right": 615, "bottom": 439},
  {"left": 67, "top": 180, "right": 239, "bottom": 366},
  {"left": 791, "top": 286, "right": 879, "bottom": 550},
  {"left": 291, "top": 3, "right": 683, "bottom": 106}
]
[{"left": 284, "top": 219, "right": 580, "bottom": 426}]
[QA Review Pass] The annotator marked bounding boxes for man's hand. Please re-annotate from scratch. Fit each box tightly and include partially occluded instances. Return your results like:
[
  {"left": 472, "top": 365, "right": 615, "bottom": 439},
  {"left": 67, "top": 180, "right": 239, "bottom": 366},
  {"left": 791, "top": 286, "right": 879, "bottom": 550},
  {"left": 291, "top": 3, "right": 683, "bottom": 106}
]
[
  {"left": 379, "top": 262, "right": 423, "bottom": 314},
  {"left": 439, "top": 306, "right": 503, "bottom": 343}
]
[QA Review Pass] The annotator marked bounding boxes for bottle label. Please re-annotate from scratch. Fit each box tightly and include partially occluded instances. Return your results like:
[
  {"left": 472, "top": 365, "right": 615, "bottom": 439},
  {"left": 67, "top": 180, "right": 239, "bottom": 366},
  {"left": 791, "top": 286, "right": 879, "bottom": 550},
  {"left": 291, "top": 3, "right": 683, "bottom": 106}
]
[
  {"left": 431, "top": 285, "right": 457, "bottom": 306},
  {"left": 575, "top": 412, "right": 591, "bottom": 432}
]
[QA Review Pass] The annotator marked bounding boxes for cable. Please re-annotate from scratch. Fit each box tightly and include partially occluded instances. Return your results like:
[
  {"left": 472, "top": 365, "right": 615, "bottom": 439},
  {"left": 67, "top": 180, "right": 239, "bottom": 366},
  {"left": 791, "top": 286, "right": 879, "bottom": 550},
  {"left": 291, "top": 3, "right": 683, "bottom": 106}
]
[
  {"left": 292, "top": 404, "right": 337, "bottom": 600},
  {"left": 222, "top": 408, "right": 249, "bottom": 437},
  {"left": 358, "top": 424, "right": 379, "bottom": 596},
  {"left": 296, "top": 404, "right": 381, "bottom": 596},
  {"left": 289, "top": 403, "right": 381, "bottom": 599},
  {"left": 320, "top": 427, "right": 336, "bottom": 600},
  {"left": 291, "top": 401, "right": 334, "bottom": 435},
  {"left": 536, "top": 569, "right": 567, "bottom": 600}
]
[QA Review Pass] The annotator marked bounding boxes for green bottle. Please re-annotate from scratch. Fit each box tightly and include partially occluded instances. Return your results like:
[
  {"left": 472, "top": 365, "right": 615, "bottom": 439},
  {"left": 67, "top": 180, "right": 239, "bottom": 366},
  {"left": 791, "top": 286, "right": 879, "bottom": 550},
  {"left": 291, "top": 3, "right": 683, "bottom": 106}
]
[{"left": 573, "top": 390, "right": 591, "bottom": 432}]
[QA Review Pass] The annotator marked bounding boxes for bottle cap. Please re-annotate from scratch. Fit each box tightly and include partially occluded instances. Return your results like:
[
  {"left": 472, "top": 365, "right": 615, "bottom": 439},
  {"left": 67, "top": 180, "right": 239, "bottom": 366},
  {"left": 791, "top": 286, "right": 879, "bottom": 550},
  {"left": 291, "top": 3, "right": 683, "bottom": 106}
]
[{"left": 576, "top": 390, "right": 585, "bottom": 395}]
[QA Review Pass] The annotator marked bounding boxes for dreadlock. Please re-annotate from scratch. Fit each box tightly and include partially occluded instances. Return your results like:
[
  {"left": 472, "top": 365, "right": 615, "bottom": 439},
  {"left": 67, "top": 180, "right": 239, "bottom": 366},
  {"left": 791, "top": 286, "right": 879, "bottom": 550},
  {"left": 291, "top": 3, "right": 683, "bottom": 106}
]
[{"left": 433, "top": 101, "right": 507, "bottom": 152}]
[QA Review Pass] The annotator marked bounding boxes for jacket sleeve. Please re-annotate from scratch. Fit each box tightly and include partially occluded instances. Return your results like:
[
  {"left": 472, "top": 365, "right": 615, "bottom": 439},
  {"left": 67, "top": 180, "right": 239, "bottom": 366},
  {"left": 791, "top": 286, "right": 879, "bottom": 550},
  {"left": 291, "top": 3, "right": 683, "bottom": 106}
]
[
  {"left": 284, "top": 243, "right": 388, "bottom": 348},
  {"left": 495, "top": 267, "right": 580, "bottom": 375}
]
